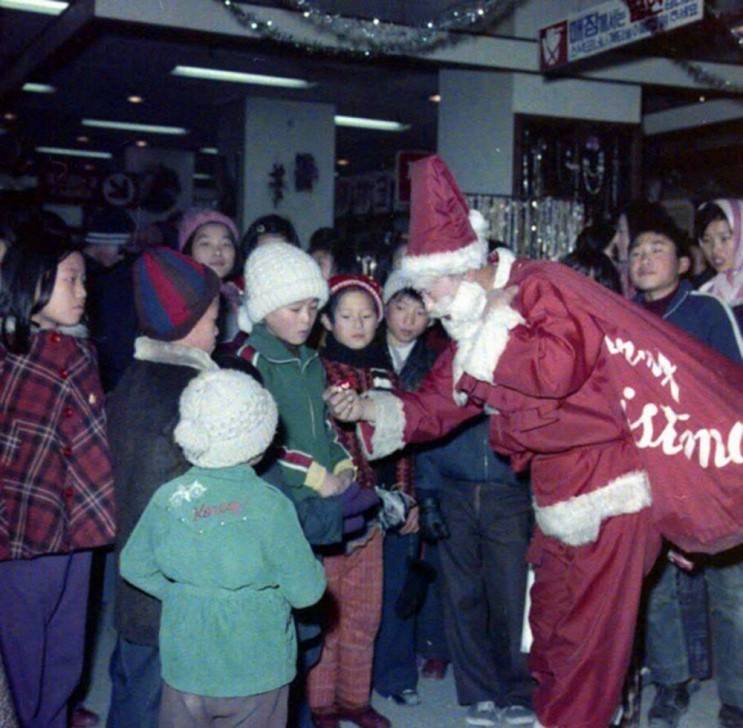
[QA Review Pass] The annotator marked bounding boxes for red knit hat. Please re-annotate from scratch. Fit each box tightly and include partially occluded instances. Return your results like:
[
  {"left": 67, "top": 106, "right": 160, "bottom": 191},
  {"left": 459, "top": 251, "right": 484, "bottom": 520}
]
[
  {"left": 328, "top": 274, "right": 384, "bottom": 321},
  {"left": 401, "top": 155, "right": 489, "bottom": 282}
]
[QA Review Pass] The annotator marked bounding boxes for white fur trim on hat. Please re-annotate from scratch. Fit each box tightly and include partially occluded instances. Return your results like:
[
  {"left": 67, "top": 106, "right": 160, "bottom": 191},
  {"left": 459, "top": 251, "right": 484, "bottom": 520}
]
[
  {"left": 401, "top": 236, "right": 488, "bottom": 283},
  {"left": 240, "top": 242, "right": 329, "bottom": 332},
  {"left": 175, "top": 369, "right": 278, "bottom": 468},
  {"left": 383, "top": 270, "right": 415, "bottom": 304}
]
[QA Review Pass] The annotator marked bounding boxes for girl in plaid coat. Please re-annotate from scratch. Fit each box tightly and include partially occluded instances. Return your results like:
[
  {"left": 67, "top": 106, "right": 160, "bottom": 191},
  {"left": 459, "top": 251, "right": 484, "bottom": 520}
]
[{"left": 0, "top": 220, "right": 116, "bottom": 728}]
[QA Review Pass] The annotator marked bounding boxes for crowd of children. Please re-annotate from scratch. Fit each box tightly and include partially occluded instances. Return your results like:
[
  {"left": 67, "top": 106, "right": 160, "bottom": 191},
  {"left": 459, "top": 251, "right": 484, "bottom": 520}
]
[{"left": 0, "top": 177, "right": 740, "bottom": 728}]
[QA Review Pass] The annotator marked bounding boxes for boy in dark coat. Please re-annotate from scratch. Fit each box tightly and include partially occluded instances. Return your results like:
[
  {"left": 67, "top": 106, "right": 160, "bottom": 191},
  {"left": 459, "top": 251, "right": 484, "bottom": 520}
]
[{"left": 106, "top": 248, "right": 221, "bottom": 728}]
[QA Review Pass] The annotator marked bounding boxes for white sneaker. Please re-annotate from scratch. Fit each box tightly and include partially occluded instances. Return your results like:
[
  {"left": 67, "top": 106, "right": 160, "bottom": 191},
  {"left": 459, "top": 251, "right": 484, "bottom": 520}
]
[
  {"left": 466, "top": 701, "right": 498, "bottom": 726},
  {"left": 501, "top": 704, "right": 536, "bottom": 725}
]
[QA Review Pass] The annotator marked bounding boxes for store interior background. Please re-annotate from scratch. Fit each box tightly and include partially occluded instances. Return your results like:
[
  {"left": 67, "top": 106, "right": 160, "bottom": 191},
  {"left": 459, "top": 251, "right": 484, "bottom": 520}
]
[{"left": 0, "top": 0, "right": 741, "bottom": 262}]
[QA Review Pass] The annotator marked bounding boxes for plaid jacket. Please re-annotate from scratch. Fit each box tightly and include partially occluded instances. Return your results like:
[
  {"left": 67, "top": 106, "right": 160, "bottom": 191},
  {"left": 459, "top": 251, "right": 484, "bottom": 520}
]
[
  {"left": 0, "top": 330, "right": 116, "bottom": 560},
  {"left": 321, "top": 357, "right": 412, "bottom": 495}
]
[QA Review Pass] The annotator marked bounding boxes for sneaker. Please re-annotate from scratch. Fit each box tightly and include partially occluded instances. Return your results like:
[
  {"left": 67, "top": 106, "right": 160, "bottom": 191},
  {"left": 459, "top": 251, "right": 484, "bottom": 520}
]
[
  {"left": 466, "top": 701, "right": 499, "bottom": 726},
  {"left": 501, "top": 703, "right": 536, "bottom": 725},
  {"left": 648, "top": 683, "right": 690, "bottom": 728},
  {"left": 720, "top": 704, "right": 743, "bottom": 728},
  {"left": 388, "top": 688, "right": 421, "bottom": 706}
]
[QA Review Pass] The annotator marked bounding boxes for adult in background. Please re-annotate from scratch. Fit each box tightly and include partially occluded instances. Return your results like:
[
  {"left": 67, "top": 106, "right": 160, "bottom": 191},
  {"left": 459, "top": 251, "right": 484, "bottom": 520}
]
[{"left": 241, "top": 214, "right": 300, "bottom": 261}]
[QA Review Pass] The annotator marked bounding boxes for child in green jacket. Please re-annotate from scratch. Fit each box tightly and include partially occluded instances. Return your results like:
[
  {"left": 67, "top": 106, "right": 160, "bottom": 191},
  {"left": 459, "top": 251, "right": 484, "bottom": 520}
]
[{"left": 120, "top": 368, "right": 327, "bottom": 728}]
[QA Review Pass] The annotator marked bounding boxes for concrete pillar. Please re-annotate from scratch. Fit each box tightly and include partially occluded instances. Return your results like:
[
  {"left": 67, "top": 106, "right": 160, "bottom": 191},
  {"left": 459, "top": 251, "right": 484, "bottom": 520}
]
[
  {"left": 437, "top": 69, "right": 515, "bottom": 196},
  {"left": 238, "top": 97, "right": 336, "bottom": 248}
]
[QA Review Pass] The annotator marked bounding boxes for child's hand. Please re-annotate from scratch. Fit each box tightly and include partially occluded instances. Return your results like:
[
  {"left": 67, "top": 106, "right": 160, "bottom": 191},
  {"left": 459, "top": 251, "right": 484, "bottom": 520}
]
[
  {"left": 399, "top": 504, "right": 420, "bottom": 535},
  {"left": 318, "top": 471, "right": 347, "bottom": 497},
  {"left": 323, "top": 385, "right": 371, "bottom": 423}
]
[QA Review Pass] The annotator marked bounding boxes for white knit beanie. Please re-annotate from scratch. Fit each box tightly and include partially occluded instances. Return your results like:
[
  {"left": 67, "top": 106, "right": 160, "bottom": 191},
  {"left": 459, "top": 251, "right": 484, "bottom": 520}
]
[
  {"left": 239, "top": 242, "right": 329, "bottom": 333},
  {"left": 174, "top": 369, "right": 278, "bottom": 468},
  {"left": 382, "top": 270, "right": 416, "bottom": 304}
]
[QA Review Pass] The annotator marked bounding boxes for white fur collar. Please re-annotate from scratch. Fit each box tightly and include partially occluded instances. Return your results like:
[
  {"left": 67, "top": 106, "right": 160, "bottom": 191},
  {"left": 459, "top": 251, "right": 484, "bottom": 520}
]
[{"left": 134, "top": 336, "right": 218, "bottom": 372}]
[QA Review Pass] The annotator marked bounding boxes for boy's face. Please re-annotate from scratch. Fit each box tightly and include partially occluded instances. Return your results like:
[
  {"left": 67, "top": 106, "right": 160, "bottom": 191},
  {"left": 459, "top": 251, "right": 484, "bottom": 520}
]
[
  {"left": 385, "top": 292, "right": 429, "bottom": 346},
  {"left": 629, "top": 232, "right": 689, "bottom": 301},
  {"left": 311, "top": 249, "right": 335, "bottom": 280},
  {"left": 264, "top": 298, "right": 319, "bottom": 346},
  {"left": 700, "top": 218, "right": 735, "bottom": 273},
  {"left": 179, "top": 297, "right": 219, "bottom": 353},
  {"left": 322, "top": 289, "right": 378, "bottom": 350}
]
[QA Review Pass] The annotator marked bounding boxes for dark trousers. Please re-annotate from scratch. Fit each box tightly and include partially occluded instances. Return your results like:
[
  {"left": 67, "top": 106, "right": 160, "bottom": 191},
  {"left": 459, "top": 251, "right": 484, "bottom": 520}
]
[
  {"left": 416, "top": 541, "right": 450, "bottom": 662},
  {"left": 438, "top": 480, "right": 534, "bottom": 708},
  {"left": 373, "top": 531, "right": 420, "bottom": 696},
  {"left": 0, "top": 551, "right": 92, "bottom": 728},
  {"left": 106, "top": 637, "right": 161, "bottom": 728}
]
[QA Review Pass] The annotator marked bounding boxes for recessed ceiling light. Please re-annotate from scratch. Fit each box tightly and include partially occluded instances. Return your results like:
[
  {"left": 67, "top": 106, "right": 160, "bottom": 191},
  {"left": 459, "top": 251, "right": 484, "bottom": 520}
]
[
  {"left": 82, "top": 119, "right": 188, "bottom": 135},
  {"left": 23, "top": 83, "right": 55, "bottom": 93},
  {"left": 135, "top": 139, "right": 148, "bottom": 148},
  {"left": 3, "top": 112, "right": 17, "bottom": 121},
  {"left": 36, "top": 146, "right": 112, "bottom": 159},
  {"left": 128, "top": 95, "right": 144, "bottom": 104},
  {"left": 193, "top": 173, "right": 213, "bottom": 180},
  {"left": 172, "top": 65, "right": 313, "bottom": 89},
  {"left": 699, "top": 95, "right": 706, "bottom": 102},
  {"left": 77, "top": 135, "right": 89, "bottom": 143},
  {"left": 429, "top": 94, "right": 441, "bottom": 103},
  {"left": 84, "top": 163, "right": 96, "bottom": 171},
  {"left": 334, "top": 115, "right": 410, "bottom": 132},
  {"left": 0, "top": 0, "right": 67, "bottom": 14},
  {"left": 336, "top": 159, "right": 350, "bottom": 167},
  {"left": 199, "top": 147, "right": 219, "bottom": 155}
]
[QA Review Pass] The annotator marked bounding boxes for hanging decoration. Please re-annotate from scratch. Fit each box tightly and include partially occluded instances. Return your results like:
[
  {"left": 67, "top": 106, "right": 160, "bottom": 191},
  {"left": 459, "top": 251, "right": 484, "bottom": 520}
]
[
  {"left": 216, "top": 0, "right": 525, "bottom": 57},
  {"left": 269, "top": 163, "right": 285, "bottom": 207},
  {"left": 294, "top": 153, "right": 318, "bottom": 192},
  {"left": 467, "top": 194, "right": 585, "bottom": 261}
]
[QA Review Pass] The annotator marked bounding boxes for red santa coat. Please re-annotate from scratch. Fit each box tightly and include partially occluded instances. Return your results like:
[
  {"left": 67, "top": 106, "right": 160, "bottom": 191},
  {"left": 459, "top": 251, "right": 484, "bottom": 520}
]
[
  {"left": 358, "top": 251, "right": 742, "bottom": 727},
  {"left": 360, "top": 251, "right": 743, "bottom": 555},
  {"left": 0, "top": 330, "right": 116, "bottom": 560}
]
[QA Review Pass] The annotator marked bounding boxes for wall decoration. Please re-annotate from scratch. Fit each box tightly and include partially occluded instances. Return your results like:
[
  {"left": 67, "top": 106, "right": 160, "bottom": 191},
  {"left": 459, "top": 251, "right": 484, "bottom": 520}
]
[
  {"left": 515, "top": 115, "right": 639, "bottom": 224},
  {"left": 294, "top": 153, "right": 318, "bottom": 192},
  {"left": 269, "top": 162, "right": 286, "bottom": 207}
]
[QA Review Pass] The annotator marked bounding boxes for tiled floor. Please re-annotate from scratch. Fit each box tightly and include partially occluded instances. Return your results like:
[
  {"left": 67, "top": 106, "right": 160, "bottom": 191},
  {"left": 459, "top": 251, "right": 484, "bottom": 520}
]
[{"left": 84, "top": 600, "right": 723, "bottom": 727}]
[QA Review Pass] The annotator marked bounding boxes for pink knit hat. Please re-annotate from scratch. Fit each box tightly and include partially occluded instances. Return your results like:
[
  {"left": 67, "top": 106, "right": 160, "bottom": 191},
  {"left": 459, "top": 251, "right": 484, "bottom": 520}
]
[{"left": 178, "top": 208, "right": 239, "bottom": 252}]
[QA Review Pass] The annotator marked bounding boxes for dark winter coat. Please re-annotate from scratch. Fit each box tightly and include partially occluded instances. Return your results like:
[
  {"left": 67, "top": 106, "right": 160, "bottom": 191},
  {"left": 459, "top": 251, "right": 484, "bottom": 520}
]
[{"left": 107, "top": 337, "right": 217, "bottom": 646}]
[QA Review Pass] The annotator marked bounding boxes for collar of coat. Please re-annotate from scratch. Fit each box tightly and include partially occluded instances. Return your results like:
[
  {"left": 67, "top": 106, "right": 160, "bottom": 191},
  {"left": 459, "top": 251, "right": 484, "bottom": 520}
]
[{"left": 134, "top": 336, "right": 218, "bottom": 372}]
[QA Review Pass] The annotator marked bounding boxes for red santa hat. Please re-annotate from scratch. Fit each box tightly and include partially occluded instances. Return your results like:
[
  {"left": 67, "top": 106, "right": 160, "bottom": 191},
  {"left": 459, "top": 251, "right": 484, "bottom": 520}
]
[{"left": 401, "top": 155, "right": 490, "bottom": 283}]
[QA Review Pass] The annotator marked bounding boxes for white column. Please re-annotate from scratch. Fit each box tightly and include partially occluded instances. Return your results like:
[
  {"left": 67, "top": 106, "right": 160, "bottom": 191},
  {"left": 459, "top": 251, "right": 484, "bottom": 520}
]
[
  {"left": 240, "top": 97, "right": 336, "bottom": 248},
  {"left": 437, "top": 69, "right": 515, "bottom": 196}
]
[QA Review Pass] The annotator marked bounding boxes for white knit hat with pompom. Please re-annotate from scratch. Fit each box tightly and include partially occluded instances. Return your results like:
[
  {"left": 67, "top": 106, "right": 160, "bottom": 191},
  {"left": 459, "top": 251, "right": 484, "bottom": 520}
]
[{"left": 174, "top": 369, "right": 278, "bottom": 468}]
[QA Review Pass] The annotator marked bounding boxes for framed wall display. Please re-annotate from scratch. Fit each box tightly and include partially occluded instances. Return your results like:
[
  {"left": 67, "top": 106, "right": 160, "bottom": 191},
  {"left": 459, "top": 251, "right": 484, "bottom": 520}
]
[{"left": 513, "top": 114, "right": 641, "bottom": 224}]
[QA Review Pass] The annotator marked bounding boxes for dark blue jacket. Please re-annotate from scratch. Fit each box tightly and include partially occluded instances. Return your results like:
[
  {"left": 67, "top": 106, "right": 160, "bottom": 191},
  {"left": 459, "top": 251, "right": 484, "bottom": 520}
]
[
  {"left": 390, "top": 333, "right": 524, "bottom": 493},
  {"left": 637, "top": 280, "right": 743, "bottom": 364}
]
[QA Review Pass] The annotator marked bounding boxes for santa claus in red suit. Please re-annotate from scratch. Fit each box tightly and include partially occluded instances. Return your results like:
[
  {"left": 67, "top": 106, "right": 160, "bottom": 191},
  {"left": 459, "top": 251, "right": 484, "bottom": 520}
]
[{"left": 325, "top": 155, "right": 743, "bottom": 728}]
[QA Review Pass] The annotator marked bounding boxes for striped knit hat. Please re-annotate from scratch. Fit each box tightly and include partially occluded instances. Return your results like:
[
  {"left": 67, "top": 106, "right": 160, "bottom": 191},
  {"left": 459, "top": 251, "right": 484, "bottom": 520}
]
[
  {"left": 84, "top": 206, "right": 134, "bottom": 247},
  {"left": 133, "top": 247, "right": 220, "bottom": 341}
]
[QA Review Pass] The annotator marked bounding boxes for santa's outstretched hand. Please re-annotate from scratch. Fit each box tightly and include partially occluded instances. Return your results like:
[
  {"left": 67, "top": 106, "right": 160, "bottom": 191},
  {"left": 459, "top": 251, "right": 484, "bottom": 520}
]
[{"left": 324, "top": 385, "right": 375, "bottom": 423}]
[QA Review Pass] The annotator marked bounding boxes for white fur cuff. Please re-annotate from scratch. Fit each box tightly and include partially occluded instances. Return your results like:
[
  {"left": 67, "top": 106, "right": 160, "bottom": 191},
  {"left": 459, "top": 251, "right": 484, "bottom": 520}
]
[
  {"left": 359, "top": 390, "right": 406, "bottom": 461},
  {"left": 534, "top": 470, "right": 652, "bottom": 546}
]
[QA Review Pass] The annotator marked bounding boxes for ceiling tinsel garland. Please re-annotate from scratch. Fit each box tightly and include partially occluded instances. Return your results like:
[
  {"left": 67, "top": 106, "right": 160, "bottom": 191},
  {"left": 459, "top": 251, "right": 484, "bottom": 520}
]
[
  {"left": 216, "top": 0, "right": 524, "bottom": 56},
  {"left": 216, "top": 0, "right": 743, "bottom": 92}
]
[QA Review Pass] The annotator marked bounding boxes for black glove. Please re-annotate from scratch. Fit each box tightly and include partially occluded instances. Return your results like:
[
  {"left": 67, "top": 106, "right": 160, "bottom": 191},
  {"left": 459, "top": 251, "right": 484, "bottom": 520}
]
[{"left": 418, "top": 491, "right": 450, "bottom": 542}]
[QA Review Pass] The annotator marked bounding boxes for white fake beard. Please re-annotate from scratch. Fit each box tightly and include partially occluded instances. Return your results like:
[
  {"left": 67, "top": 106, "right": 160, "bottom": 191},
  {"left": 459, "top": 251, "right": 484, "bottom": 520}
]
[{"left": 432, "top": 279, "right": 488, "bottom": 342}]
